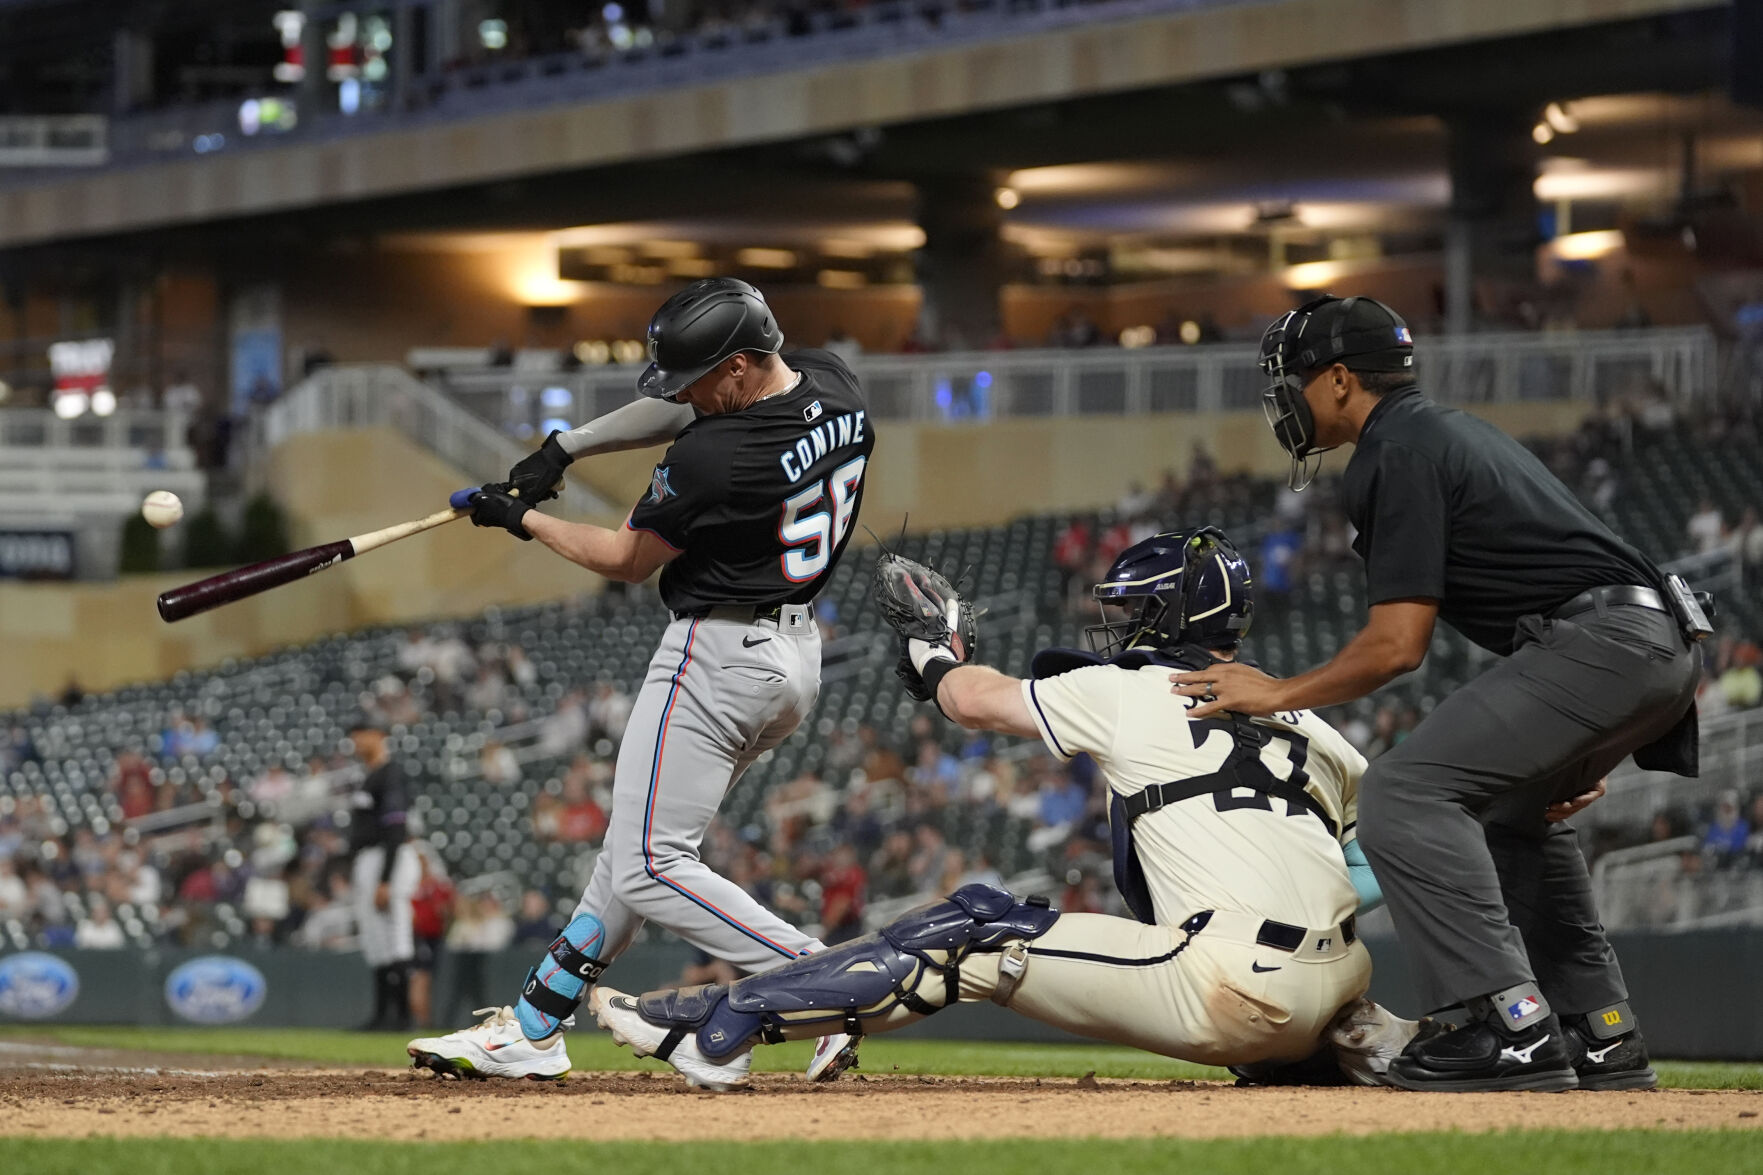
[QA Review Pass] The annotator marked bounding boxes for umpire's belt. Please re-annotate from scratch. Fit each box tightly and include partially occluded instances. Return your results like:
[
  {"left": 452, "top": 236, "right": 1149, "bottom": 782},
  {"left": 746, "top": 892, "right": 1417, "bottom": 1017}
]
[
  {"left": 1185, "top": 909, "right": 1358, "bottom": 963},
  {"left": 1549, "top": 584, "right": 1665, "bottom": 622},
  {"left": 679, "top": 602, "right": 816, "bottom": 636}
]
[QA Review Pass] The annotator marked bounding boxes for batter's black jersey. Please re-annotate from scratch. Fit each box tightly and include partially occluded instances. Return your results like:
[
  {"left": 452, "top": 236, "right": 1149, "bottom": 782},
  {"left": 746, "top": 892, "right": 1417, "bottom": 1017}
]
[
  {"left": 627, "top": 349, "right": 874, "bottom": 615},
  {"left": 1342, "top": 387, "right": 1661, "bottom": 655}
]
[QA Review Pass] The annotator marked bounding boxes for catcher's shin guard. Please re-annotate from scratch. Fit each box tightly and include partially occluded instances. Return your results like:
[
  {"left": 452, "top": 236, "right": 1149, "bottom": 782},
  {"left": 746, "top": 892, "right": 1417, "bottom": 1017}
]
[
  {"left": 638, "top": 884, "right": 1059, "bottom": 1061},
  {"left": 515, "top": 912, "right": 608, "bottom": 1040}
]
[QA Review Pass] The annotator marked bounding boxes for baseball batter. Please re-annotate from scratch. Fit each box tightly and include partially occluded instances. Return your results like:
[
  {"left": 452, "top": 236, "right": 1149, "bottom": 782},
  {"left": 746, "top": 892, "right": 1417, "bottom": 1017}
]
[
  {"left": 408, "top": 279, "right": 873, "bottom": 1082},
  {"left": 589, "top": 530, "right": 1388, "bottom": 1089}
]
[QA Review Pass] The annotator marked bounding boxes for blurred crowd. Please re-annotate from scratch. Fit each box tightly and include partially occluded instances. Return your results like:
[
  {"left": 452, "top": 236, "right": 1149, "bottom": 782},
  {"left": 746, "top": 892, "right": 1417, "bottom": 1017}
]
[{"left": 6, "top": 408, "right": 1763, "bottom": 961}]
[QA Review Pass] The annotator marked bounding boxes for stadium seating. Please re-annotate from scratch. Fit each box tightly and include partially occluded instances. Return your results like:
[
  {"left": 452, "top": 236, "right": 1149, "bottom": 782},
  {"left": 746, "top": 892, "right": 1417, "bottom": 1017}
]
[{"left": 4, "top": 419, "right": 1760, "bottom": 952}]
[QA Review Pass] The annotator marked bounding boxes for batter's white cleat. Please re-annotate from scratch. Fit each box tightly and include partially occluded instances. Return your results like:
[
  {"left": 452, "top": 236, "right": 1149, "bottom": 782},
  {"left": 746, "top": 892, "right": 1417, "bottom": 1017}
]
[
  {"left": 591, "top": 986, "right": 753, "bottom": 1092},
  {"left": 806, "top": 1031, "right": 860, "bottom": 1082},
  {"left": 1327, "top": 997, "right": 1421, "bottom": 1086},
  {"left": 407, "top": 1006, "right": 572, "bottom": 1081}
]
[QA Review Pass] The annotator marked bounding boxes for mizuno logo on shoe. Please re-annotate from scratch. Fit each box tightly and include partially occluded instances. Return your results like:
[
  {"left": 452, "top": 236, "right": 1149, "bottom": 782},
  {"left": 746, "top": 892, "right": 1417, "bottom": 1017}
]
[
  {"left": 1585, "top": 1042, "right": 1622, "bottom": 1064},
  {"left": 1499, "top": 1035, "right": 1551, "bottom": 1065}
]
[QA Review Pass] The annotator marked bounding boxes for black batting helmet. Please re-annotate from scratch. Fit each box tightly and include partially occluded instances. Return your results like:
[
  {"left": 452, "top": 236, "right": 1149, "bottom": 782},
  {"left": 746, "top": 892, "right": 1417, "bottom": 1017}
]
[
  {"left": 637, "top": 278, "right": 784, "bottom": 401},
  {"left": 1258, "top": 295, "right": 1414, "bottom": 490}
]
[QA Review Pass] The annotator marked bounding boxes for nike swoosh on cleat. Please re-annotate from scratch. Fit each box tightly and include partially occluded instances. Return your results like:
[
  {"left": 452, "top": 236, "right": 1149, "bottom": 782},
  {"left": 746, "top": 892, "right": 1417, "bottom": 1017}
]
[
  {"left": 1585, "top": 1042, "right": 1622, "bottom": 1064},
  {"left": 1251, "top": 962, "right": 1281, "bottom": 973},
  {"left": 742, "top": 636, "right": 771, "bottom": 647}
]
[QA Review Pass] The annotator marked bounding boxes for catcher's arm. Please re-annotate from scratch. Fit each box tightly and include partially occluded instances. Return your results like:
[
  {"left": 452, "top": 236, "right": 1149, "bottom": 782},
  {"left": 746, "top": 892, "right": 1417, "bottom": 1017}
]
[
  {"left": 873, "top": 550, "right": 1035, "bottom": 736},
  {"left": 930, "top": 664, "right": 1038, "bottom": 737}
]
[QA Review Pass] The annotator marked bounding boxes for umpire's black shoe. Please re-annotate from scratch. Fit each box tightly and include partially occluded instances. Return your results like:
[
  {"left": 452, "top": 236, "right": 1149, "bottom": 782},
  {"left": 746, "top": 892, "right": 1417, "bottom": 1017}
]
[
  {"left": 1565, "top": 1016, "right": 1657, "bottom": 1091},
  {"left": 1385, "top": 1011, "right": 1579, "bottom": 1092}
]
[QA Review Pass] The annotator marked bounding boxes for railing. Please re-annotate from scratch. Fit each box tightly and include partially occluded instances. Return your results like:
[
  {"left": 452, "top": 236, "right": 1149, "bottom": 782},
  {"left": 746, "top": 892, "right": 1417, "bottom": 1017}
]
[
  {"left": 0, "top": 409, "right": 205, "bottom": 570},
  {"left": 0, "top": 407, "right": 192, "bottom": 456},
  {"left": 259, "top": 365, "right": 611, "bottom": 517},
  {"left": 430, "top": 327, "right": 1720, "bottom": 433}
]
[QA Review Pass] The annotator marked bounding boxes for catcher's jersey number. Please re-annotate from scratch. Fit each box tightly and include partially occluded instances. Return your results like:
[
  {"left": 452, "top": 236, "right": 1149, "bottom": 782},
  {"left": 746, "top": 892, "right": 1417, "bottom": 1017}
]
[
  {"left": 1189, "top": 715, "right": 1315, "bottom": 819},
  {"left": 778, "top": 456, "right": 868, "bottom": 582}
]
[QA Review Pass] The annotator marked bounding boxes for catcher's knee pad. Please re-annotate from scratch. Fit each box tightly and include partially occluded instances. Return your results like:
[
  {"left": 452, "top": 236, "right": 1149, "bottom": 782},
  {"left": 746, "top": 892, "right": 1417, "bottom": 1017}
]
[
  {"left": 515, "top": 912, "right": 608, "bottom": 1041},
  {"left": 639, "top": 884, "right": 1058, "bottom": 1060}
]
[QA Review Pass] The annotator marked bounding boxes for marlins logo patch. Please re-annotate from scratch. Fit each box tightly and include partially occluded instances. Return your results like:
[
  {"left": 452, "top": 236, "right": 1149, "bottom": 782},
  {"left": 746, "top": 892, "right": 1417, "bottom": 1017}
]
[{"left": 648, "top": 465, "right": 676, "bottom": 503}]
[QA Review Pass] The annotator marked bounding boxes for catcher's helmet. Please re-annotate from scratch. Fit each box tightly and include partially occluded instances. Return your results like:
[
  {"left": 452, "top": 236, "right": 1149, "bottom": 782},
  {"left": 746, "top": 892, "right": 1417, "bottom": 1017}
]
[
  {"left": 637, "top": 277, "right": 784, "bottom": 401},
  {"left": 1258, "top": 294, "right": 1414, "bottom": 490},
  {"left": 1087, "top": 527, "right": 1253, "bottom": 659}
]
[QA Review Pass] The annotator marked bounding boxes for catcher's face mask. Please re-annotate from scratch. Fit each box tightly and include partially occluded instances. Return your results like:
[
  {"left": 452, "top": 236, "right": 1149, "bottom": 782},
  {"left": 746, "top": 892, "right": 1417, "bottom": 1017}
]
[{"left": 1086, "top": 526, "right": 1245, "bottom": 659}]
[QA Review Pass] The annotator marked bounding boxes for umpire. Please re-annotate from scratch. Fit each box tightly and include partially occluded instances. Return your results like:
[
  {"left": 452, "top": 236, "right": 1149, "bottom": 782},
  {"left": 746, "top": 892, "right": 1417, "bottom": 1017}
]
[{"left": 1174, "top": 295, "right": 1705, "bottom": 1092}]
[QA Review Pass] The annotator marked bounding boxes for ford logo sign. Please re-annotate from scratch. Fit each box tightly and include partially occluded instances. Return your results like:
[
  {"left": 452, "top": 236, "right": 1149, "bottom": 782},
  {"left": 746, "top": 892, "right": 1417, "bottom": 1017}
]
[
  {"left": 164, "top": 956, "right": 267, "bottom": 1024},
  {"left": 0, "top": 952, "right": 80, "bottom": 1019}
]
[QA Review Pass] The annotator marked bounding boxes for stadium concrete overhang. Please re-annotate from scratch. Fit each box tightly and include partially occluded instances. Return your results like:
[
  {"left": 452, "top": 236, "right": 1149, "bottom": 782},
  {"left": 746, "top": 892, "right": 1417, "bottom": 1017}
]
[{"left": 0, "top": 0, "right": 1727, "bottom": 250}]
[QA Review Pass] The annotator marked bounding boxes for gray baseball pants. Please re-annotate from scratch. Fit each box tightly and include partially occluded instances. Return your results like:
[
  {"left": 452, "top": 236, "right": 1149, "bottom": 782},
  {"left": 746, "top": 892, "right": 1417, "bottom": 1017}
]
[
  {"left": 1357, "top": 604, "right": 1699, "bottom": 1016},
  {"left": 569, "top": 607, "right": 825, "bottom": 974}
]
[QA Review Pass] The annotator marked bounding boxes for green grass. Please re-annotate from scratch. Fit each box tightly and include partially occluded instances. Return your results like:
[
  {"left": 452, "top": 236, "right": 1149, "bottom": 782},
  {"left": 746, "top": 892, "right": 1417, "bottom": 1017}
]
[
  {"left": 4, "top": 1133, "right": 1763, "bottom": 1175},
  {"left": 5, "top": 1023, "right": 1762, "bottom": 1088}
]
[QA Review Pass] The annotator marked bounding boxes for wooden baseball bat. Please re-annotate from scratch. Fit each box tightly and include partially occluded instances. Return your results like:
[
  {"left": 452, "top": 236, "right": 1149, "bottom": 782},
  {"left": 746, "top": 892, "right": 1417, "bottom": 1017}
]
[{"left": 156, "top": 505, "right": 468, "bottom": 623}]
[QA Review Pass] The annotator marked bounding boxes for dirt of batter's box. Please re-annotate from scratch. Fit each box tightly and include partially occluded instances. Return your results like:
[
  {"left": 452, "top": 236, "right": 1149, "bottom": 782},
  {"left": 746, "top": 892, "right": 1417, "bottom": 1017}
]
[{"left": 0, "top": 1068, "right": 1760, "bottom": 1142}]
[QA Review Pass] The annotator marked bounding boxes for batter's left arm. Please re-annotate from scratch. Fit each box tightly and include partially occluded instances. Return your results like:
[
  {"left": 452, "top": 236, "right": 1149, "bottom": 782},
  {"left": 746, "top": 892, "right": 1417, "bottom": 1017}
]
[
  {"left": 523, "top": 511, "right": 681, "bottom": 583},
  {"left": 934, "top": 664, "right": 1039, "bottom": 738}
]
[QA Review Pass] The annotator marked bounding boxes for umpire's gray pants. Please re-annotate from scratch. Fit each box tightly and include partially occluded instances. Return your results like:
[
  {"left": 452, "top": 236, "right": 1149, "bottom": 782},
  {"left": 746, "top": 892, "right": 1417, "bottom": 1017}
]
[
  {"left": 570, "top": 611, "right": 823, "bottom": 975},
  {"left": 1357, "top": 604, "right": 1700, "bottom": 1014}
]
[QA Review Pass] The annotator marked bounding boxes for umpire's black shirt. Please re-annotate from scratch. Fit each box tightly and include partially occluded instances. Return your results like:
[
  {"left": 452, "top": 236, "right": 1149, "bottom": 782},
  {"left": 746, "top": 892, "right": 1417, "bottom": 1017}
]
[{"left": 1341, "top": 387, "right": 1660, "bottom": 655}]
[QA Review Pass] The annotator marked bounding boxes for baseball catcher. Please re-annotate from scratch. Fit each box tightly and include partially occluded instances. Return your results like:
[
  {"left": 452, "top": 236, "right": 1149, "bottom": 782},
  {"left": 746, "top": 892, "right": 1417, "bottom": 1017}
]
[{"left": 590, "top": 528, "right": 1406, "bottom": 1088}]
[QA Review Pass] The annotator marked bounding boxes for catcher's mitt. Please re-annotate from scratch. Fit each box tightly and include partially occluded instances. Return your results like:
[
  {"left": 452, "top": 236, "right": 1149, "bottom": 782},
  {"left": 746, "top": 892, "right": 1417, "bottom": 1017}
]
[{"left": 872, "top": 551, "right": 978, "bottom": 701}]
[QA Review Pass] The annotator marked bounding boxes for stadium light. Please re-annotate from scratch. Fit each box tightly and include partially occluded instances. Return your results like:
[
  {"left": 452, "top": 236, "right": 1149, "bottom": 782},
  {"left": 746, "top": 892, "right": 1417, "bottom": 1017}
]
[
  {"left": 1550, "top": 229, "right": 1625, "bottom": 261},
  {"left": 90, "top": 388, "right": 117, "bottom": 417},
  {"left": 1543, "top": 102, "right": 1580, "bottom": 134},
  {"left": 995, "top": 187, "right": 1020, "bottom": 210},
  {"left": 1283, "top": 259, "right": 1345, "bottom": 289},
  {"left": 737, "top": 248, "right": 797, "bottom": 269},
  {"left": 1532, "top": 122, "right": 1555, "bottom": 145}
]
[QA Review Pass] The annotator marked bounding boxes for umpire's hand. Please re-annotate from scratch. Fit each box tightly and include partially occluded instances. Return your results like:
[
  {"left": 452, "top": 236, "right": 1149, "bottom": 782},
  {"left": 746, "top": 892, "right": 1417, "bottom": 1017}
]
[
  {"left": 504, "top": 430, "right": 574, "bottom": 504},
  {"left": 1170, "top": 662, "right": 1287, "bottom": 718},
  {"left": 1545, "top": 777, "right": 1608, "bottom": 823}
]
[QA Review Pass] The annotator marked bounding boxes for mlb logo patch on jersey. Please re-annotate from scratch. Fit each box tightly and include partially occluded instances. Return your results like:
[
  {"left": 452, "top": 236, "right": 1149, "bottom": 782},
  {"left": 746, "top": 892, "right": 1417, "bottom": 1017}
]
[
  {"left": 803, "top": 400, "right": 823, "bottom": 422},
  {"left": 648, "top": 464, "right": 676, "bottom": 503},
  {"left": 1394, "top": 326, "right": 1413, "bottom": 344},
  {"left": 1508, "top": 995, "right": 1542, "bottom": 1019}
]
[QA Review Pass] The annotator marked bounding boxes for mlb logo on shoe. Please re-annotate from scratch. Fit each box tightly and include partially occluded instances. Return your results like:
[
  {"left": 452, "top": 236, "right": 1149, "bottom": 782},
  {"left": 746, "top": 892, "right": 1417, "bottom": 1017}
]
[
  {"left": 1394, "top": 326, "right": 1412, "bottom": 344},
  {"left": 1509, "top": 996, "right": 1542, "bottom": 1019}
]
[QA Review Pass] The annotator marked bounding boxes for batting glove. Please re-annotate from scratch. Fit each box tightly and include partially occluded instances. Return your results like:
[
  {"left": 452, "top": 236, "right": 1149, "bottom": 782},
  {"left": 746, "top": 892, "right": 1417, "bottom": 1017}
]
[
  {"left": 505, "top": 430, "right": 574, "bottom": 505},
  {"left": 469, "top": 487, "right": 533, "bottom": 540}
]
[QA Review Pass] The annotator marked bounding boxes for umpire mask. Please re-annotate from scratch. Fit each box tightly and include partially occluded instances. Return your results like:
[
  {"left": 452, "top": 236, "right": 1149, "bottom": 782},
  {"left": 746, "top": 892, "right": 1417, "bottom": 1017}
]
[{"left": 1257, "top": 295, "right": 1415, "bottom": 491}]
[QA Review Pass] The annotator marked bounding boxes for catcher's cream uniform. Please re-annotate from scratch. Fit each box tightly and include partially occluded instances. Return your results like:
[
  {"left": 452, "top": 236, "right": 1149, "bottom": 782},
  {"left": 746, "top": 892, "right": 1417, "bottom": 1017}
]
[{"left": 956, "top": 659, "right": 1373, "bottom": 1066}]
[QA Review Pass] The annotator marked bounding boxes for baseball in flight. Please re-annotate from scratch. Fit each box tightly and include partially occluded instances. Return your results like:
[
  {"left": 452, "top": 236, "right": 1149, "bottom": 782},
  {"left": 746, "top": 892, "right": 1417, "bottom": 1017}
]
[{"left": 141, "top": 490, "right": 184, "bottom": 529}]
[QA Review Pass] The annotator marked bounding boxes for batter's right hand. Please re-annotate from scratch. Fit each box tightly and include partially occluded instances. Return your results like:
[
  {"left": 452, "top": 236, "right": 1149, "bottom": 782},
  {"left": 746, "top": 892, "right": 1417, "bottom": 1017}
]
[{"left": 505, "top": 430, "right": 574, "bottom": 504}]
